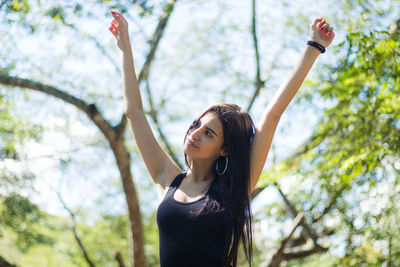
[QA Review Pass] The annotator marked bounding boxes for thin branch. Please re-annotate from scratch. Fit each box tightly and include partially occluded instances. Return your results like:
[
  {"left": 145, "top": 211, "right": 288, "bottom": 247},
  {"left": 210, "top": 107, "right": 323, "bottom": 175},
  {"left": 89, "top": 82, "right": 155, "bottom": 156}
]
[
  {"left": 274, "top": 182, "right": 319, "bottom": 245},
  {"left": 145, "top": 82, "right": 183, "bottom": 169},
  {"left": 140, "top": 0, "right": 180, "bottom": 164},
  {"left": 267, "top": 212, "right": 329, "bottom": 266},
  {"left": 289, "top": 226, "right": 335, "bottom": 248},
  {"left": 280, "top": 212, "right": 304, "bottom": 250},
  {"left": 312, "top": 186, "right": 346, "bottom": 223},
  {"left": 272, "top": 182, "right": 331, "bottom": 265},
  {"left": 250, "top": 133, "right": 324, "bottom": 201},
  {"left": 24, "top": 147, "right": 82, "bottom": 161},
  {"left": 68, "top": 24, "right": 120, "bottom": 75},
  {"left": 247, "top": 50, "right": 282, "bottom": 112},
  {"left": 116, "top": 0, "right": 181, "bottom": 166},
  {"left": 251, "top": 99, "right": 351, "bottom": 200},
  {"left": 0, "top": 74, "right": 88, "bottom": 110},
  {"left": 247, "top": 0, "right": 286, "bottom": 112},
  {"left": 56, "top": 192, "right": 96, "bottom": 267},
  {"left": 1, "top": 3, "right": 180, "bottom": 266},
  {"left": 247, "top": 0, "right": 264, "bottom": 112},
  {"left": 0, "top": 74, "right": 116, "bottom": 142},
  {"left": 114, "top": 251, "right": 126, "bottom": 267},
  {"left": 137, "top": 0, "right": 177, "bottom": 84},
  {"left": 287, "top": 234, "right": 307, "bottom": 248},
  {"left": 282, "top": 245, "right": 328, "bottom": 261},
  {"left": 267, "top": 212, "right": 304, "bottom": 267},
  {"left": 45, "top": 12, "right": 158, "bottom": 140}
]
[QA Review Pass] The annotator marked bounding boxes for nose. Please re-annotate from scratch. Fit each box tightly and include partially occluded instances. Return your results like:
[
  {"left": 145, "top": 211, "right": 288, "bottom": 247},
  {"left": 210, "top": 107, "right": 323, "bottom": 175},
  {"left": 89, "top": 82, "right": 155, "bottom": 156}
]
[{"left": 190, "top": 128, "right": 201, "bottom": 141}]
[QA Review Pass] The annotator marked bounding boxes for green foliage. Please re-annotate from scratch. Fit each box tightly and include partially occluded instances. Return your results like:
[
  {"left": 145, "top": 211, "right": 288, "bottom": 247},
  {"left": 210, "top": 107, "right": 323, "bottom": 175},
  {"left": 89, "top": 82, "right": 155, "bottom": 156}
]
[
  {"left": 0, "top": 89, "right": 46, "bottom": 257},
  {"left": 310, "top": 28, "right": 399, "bottom": 188},
  {"left": 0, "top": 94, "right": 42, "bottom": 160},
  {"left": 0, "top": 208, "right": 162, "bottom": 267},
  {"left": 257, "top": 18, "right": 400, "bottom": 265},
  {"left": 0, "top": 193, "right": 52, "bottom": 251},
  {"left": 0, "top": 0, "right": 158, "bottom": 34},
  {"left": 0, "top": 209, "right": 80, "bottom": 265},
  {"left": 0, "top": 0, "right": 30, "bottom": 13},
  {"left": 143, "top": 211, "right": 160, "bottom": 267},
  {"left": 59, "top": 213, "right": 131, "bottom": 267},
  {"left": 0, "top": 91, "right": 42, "bottom": 192},
  {"left": 0, "top": 0, "right": 33, "bottom": 32},
  {"left": 99, "top": 0, "right": 156, "bottom": 17},
  {"left": 1, "top": 0, "right": 399, "bottom": 265},
  {"left": 45, "top": 6, "right": 67, "bottom": 24},
  {"left": 19, "top": 244, "right": 78, "bottom": 267}
]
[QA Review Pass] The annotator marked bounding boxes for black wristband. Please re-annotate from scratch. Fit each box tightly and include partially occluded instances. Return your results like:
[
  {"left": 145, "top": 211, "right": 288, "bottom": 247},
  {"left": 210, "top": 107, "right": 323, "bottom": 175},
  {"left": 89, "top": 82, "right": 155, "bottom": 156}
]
[{"left": 307, "top": 41, "right": 325, "bottom": 53}]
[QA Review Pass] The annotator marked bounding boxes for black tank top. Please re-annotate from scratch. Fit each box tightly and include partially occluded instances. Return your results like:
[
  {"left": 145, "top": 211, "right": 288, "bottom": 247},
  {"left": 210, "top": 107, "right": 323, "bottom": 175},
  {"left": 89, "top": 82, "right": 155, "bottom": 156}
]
[{"left": 156, "top": 172, "right": 227, "bottom": 267}]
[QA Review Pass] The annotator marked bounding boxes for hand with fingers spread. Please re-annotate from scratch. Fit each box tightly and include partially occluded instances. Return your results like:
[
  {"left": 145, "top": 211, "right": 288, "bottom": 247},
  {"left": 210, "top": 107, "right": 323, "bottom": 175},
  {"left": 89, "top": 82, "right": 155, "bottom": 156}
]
[
  {"left": 309, "top": 17, "right": 335, "bottom": 49},
  {"left": 109, "top": 10, "right": 130, "bottom": 51}
]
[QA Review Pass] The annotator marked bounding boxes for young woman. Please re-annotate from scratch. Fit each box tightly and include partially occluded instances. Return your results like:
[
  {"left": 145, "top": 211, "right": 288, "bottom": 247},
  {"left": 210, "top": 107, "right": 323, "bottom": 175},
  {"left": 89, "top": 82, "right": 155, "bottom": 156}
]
[{"left": 109, "top": 11, "right": 334, "bottom": 267}]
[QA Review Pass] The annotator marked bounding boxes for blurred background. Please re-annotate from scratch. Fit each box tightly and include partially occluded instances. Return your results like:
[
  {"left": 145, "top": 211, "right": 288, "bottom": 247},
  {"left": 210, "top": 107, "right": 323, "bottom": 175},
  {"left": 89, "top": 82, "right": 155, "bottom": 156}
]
[{"left": 0, "top": 0, "right": 399, "bottom": 266}]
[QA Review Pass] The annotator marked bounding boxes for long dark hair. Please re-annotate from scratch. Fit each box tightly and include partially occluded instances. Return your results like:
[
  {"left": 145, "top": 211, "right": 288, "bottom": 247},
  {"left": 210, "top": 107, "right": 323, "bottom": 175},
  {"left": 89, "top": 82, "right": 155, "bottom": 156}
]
[{"left": 183, "top": 103, "right": 255, "bottom": 267}]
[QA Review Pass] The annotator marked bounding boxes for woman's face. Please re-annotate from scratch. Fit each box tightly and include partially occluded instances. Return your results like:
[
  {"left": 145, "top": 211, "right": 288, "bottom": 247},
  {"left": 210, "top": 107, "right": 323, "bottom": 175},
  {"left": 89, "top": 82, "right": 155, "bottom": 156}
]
[{"left": 184, "top": 112, "right": 226, "bottom": 161}]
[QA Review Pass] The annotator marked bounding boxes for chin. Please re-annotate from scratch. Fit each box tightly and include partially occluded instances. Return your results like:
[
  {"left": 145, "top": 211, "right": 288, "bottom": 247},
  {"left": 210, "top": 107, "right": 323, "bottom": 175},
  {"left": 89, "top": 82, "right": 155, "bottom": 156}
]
[
  {"left": 183, "top": 147, "right": 195, "bottom": 158},
  {"left": 183, "top": 145, "right": 192, "bottom": 155},
  {"left": 184, "top": 147, "right": 203, "bottom": 161}
]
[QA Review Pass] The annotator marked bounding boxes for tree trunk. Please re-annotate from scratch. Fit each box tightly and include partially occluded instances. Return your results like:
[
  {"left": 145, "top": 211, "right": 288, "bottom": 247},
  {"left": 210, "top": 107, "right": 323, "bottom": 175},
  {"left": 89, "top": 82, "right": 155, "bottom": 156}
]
[
  {"left": 110, "top": 138, "right": 145, "bottom": 267},
  {"left": 0, "top": 256, "right": 16, "bottom": 267}
]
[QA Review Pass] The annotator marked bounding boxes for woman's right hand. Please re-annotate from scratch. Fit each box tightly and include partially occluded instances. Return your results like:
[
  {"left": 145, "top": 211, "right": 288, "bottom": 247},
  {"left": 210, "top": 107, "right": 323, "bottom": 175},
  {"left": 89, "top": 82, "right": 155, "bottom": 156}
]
[{"left": 109, "top": 10, "right": 130, "bottom": 51}]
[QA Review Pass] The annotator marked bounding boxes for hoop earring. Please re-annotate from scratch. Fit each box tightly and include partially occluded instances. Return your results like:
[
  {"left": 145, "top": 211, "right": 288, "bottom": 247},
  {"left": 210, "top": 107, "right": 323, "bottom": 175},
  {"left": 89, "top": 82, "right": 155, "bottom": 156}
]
[{"left": 216, "top": 156, "right": 228, "bottom": 176}]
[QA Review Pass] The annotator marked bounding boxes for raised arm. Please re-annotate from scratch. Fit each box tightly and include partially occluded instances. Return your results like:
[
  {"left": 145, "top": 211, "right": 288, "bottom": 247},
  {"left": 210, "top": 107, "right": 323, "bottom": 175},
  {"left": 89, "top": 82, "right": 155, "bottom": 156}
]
[
  {"left": 109, "top": 11, "right": 181, "bottom": 189},
  {"left": 248, "top": 18, "right": 335, "bottom": 193}
]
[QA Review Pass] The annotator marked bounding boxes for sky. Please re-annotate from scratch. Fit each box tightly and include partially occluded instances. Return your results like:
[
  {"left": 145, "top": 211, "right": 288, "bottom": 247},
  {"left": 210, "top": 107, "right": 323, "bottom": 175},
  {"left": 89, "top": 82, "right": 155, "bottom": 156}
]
[
  {"left": 1, "top": 0, "right": 339, "bottom": 220},
  {"left": 3, "top": 0, "right": 398, "bottom": 250},
  {"left": 4, "top": 0, "right": 326, "bottom": 214}
]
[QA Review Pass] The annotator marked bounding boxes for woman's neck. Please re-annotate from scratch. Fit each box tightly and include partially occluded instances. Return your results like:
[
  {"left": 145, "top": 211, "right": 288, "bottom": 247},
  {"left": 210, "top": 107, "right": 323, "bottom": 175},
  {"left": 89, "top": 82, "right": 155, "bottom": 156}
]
[{"left": 186, "top": 158, "right": 215, "bottom": 182}]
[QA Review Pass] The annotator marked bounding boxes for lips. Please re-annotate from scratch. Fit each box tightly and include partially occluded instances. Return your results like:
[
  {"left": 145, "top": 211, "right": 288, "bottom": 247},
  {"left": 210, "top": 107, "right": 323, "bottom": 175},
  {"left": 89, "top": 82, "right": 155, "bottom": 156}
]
[{"left": 187, "top": 139, "right": 199, "bottom": 148}]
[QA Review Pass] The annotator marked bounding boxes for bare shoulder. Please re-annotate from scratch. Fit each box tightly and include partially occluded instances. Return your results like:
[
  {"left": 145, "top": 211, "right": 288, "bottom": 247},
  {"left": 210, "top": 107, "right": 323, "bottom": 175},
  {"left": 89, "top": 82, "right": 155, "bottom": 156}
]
[{"left": 155, "top": 166, "right": 182, "bottom": 200}]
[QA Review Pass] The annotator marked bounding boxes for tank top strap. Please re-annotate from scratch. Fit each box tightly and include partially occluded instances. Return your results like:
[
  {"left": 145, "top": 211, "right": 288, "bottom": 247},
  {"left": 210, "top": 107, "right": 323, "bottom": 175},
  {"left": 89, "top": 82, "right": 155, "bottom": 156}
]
[{"left": 169, "top": 172, "right": 187, "bottom": 188}]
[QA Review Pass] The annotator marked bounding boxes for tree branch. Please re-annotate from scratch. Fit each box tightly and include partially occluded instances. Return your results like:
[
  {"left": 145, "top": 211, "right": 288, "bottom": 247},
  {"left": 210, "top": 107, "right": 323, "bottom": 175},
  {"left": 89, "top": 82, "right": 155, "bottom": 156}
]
[
  {"left": 0, "top": 72, "right": 148, "bottom": 267},
  {"left": 0, "top": 74, "right": 116, "bottom": 142},
  {"left": 250, "top": 131, "right": 327, "bottom": 201},
  {"left": 66, "top": 24, "right": 121, "bottom": 75},
  {"left": 267, "top": 211, "right": 329, "bottom": 266},
  {"left": 247, "top": 0, "right": 286, "bottom": 113},
  {"left": 114, "top": 251, "right": 126, "bottom": 267},
  {"left": 267, "top": 212, "right": 304, "bottom": 267},
  {"left": 247, "top": 0, "right": 264, "bottom": 112},
  {"left": 312, "top": 186, "right": 346, "bottom": 223},
  {"left": 145, "top": 83, "right": 183, "bottom": 169},
  {"left": 251, "top": 99, "right": 350, "bottom": 201},
  {"left": 1, "top": 3, "right": 181, "bottom": 266},
  {"left": 282, "top": 245, "right": 328, "bottom": 261},
  {"left": 273, "top": 182, "right": 319, "bottom": 245},
  {"left": 56, "top": 192, "right": 96, "bottom": 267},
  {"left": 116, "top": 0, "right": 182, "bottom": 166},
  {"left": 0, "top": 256, "right": 17, "bottom": 267}
]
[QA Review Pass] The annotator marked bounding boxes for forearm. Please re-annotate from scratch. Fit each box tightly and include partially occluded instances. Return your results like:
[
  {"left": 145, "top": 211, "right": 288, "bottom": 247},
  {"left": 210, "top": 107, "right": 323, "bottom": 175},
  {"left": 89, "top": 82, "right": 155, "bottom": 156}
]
[
  {"left": 266, "top": 45, "right": 320, "bottom": 118},
  {"left": 121, "top": 44, "right": 143, "bottom": 115}
]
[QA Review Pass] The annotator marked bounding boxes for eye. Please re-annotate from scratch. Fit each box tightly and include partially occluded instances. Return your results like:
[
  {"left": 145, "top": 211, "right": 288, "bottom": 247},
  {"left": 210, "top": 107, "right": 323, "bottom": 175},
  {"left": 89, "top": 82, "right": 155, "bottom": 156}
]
[
  {"left": 189, "top": 120, "right": 200, "bottom": 130},
  {"left": 206, "top": 130, "right": 213, "bottom": 137}
]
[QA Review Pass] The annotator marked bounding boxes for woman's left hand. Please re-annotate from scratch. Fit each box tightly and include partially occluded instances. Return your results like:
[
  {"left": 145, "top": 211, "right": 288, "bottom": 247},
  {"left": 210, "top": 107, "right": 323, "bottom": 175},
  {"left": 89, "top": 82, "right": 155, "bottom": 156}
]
[{"left": 309, "top": 18, "right": 335, "bottom": 48}]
